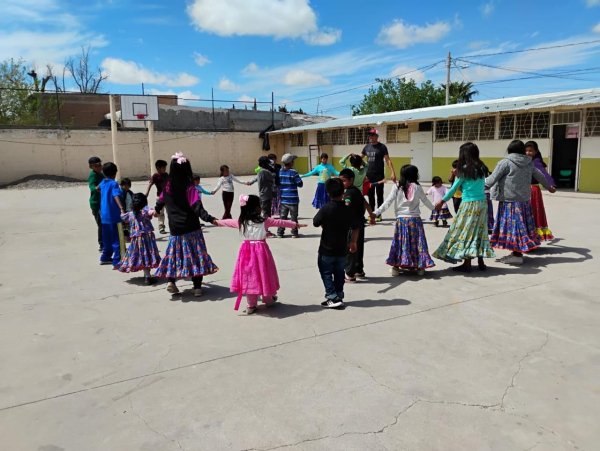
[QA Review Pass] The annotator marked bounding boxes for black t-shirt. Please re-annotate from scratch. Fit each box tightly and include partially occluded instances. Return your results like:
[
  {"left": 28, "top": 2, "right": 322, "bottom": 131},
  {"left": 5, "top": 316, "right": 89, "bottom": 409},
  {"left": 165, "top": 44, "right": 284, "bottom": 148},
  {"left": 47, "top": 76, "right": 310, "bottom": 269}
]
[
  {"left": 362, "top": 142, "right": 389, "bottom": 181},
  {"left": 343, "top": 186, "right": 365, "bottom": 226},
  {"left": 313, "top": 200, "right": 360, "bottom": 256}
]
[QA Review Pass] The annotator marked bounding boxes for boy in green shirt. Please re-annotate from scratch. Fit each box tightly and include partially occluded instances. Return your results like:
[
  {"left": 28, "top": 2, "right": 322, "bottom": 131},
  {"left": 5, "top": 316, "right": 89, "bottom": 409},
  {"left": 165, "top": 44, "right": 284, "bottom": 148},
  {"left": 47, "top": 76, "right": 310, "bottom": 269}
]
[{"left": 88, "top": 156, "right": 104, "bottom": 251}]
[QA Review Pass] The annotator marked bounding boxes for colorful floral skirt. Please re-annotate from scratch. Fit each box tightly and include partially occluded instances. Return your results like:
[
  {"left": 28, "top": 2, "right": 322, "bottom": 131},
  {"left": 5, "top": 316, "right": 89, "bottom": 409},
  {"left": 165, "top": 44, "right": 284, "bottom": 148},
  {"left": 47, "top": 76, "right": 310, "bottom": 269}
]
[
  {"left": 486, "top": 192, "right": 494, "bottom": 233},
  {"left": 386, "top": 217, "right": 435, "bottom": 269},
  {"left": 312, "top": 182, "right": 329, "bottom": 209},
  {"left": 154, "top": 229, "right": 218, "bottom": 279},
  {"left": 433, "top": 200, "right": 495, "bottom": 261},
  {"left": 489, "top": 201, "right": 540, "bottom": 253},
  {"left": 118, "top": 233, "right": 161, "bottom": 273},
  {"left": 271, "top": 187, "right": 281, "bottom": 217},
  {"left": 530, "top": 185, "right": 554, "bottom": 240},
  {"left": 430, "top": 206, "right": 453, "bottom": 221}
]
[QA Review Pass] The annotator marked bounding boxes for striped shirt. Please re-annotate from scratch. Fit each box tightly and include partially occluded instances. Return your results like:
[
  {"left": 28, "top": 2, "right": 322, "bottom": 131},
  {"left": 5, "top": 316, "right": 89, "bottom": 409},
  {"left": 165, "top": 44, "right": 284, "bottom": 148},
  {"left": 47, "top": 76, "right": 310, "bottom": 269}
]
[{"left": 278, "top": 168, "right": 303, "bottom": 205}]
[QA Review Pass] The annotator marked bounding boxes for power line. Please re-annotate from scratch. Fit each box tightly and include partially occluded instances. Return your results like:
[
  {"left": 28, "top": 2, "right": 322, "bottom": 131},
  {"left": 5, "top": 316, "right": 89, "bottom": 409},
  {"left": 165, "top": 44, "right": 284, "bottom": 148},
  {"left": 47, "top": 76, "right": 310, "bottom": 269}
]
[{"left": 456, "top": 38, "right": 600, "bottom": 59}]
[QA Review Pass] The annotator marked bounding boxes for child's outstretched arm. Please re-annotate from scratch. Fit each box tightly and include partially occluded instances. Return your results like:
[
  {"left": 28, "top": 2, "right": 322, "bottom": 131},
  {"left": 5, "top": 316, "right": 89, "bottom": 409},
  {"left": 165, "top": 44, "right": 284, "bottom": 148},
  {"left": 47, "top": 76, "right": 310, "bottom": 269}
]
[
  {"left": 265, "top": 218, "right": 307, "bottom": 229},
  {"left": 416, "top": 185, "right": 435, "bottom": 211},
  {"left": 373, "top": 184, "right": 398, "bottom": 217},
  {"left": 211, "top": 177, "right": 224, "bottom": 194},
  {"left": 301, "top": 166, "right": 319, "bottom": 178},
  {"left": 214, "top": 219, "right": 239, "bottom": 228},
  {"left": 231, "top": 174, "right": 246, "bottom": 185}
]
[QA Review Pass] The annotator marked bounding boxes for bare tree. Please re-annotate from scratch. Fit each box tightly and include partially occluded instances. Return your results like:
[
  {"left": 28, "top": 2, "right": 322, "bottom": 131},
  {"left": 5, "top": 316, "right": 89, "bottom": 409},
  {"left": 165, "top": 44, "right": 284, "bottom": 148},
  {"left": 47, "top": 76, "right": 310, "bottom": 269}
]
[{"left": 64, "top": 46, "right": 107, "bottom": 93}]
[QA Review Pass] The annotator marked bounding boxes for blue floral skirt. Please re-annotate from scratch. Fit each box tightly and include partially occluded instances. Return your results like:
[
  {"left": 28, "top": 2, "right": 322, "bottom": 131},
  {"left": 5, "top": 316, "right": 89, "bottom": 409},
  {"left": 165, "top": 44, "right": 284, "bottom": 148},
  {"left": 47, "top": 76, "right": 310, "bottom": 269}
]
[
  {"left": 312, "top": 183, "right": 329, "bottom": 209},
  {"left": 386, "top": 217, "right": 435, "bottom": 269},
  {"left": 430, "top": 207, "right": 453, "bottom": 221},
  {"left": 154, "top": 229, "right": 218, "bottom": 279},
  {"left": 118, "top": 232, "right": 161, "bottom": 273},
  {"left": 490, "top": 201, "right": 540, "bottom": 253}
]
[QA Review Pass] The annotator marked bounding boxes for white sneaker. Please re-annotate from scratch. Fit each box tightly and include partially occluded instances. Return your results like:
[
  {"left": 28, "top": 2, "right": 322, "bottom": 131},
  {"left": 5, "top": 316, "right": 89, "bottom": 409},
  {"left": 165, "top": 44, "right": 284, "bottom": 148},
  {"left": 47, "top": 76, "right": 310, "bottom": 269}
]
[
  {"left": 390, "top": 266, "right": 401, "bottom": 276},
  {"left": 321, "top": 299, "right": 344, "bottom": 309},
  {"left": 193, "top": 288, "right": 203, "bottom": 297},
  {"left": 167, "top": 282, "right": 179, "bottom": 293},
  {"left": 498, "top": 254, "right": 524, "bottom": 265}
]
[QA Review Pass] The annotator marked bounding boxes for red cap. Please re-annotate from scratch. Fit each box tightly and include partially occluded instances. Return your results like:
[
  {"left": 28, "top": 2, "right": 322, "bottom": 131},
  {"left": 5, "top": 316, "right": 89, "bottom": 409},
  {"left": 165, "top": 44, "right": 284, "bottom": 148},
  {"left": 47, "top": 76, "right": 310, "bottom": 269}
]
[{"left": 367, "top": 128, "right": 379, "bottom": 135}]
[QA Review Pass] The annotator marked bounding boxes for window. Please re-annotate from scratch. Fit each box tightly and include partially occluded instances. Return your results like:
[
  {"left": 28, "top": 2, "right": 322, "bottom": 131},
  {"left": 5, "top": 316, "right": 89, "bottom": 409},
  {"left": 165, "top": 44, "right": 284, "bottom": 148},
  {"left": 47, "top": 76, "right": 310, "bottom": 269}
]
[
  {"left": 464, "top": 119, "right": 479, "bottom": 141},
  {"left": 331, "top": 128, "right": 347, "bottom": 145},
  {"left": 448, "top": 119, "right": 464, "bottom": 141},
  {"left": 515, "top": 113, "right": 532, "bottom": 139},
  {"left": 348, "top": 127, "right": 368, "bottom": 145},
  {"left": 585, "top": 108, "right": 600, "bottom": 137},
  {"left": 479, "top": 116, "right": 496, "bottom": 140},
  {"left": 317, "top": 130, "right": 332, "bottom": 145},
  {"left": 435, "top": 120, "right": 449, "bottom": 141},
  {"left": 290, "top": 133, "right": 304, "bottom": 147},
  {"left": 499, "top": 115, "right": 515, "bottom": 139},
  {"left": 531, "top": 112, "right": 549, "bottom": 138},
  {"left": 386, "top": 124, "right": 409, "bottom": 143},
  {"left": 554, "top": 110, "right": 581, "bottom": 125}
]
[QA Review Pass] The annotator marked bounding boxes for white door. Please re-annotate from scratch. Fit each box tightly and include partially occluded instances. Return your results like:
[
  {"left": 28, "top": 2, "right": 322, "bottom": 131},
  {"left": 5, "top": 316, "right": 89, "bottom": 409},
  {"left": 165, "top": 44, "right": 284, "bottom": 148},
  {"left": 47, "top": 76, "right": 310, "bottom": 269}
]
[{"left": 410, "top": 132, "right": 433, "bottom": 181}]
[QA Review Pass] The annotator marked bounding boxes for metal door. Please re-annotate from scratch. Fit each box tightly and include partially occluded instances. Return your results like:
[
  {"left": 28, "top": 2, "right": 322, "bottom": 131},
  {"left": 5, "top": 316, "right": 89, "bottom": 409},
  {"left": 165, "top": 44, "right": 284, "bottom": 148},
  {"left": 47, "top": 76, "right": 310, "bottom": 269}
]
[{"left": 410, "top": 132, "right": 433, "bottom": 181}]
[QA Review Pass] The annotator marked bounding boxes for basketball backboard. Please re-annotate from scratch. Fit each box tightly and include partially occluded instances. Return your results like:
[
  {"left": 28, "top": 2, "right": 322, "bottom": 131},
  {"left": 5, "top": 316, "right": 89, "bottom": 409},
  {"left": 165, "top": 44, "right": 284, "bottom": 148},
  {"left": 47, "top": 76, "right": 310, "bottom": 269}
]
[{"left": 120, "top": 95, "right": 159, "bottom": 121}]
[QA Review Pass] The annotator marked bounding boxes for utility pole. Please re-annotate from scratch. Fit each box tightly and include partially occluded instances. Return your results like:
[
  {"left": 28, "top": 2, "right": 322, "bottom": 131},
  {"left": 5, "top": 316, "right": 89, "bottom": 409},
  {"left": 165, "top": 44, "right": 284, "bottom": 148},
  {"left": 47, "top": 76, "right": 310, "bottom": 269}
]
[{"left": 445, "top": 52, "right": 451, "bottom": 105}]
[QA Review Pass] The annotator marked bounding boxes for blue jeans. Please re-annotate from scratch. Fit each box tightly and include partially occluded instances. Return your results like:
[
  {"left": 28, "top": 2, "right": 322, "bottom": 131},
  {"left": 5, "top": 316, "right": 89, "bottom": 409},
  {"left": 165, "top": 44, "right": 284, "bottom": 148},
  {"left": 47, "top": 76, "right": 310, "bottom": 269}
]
[
  {"left": 100, "top": 223, "right": 121, "bottom": 266},
  {"left": 317, "top": 254, "right": 346, "bottom": 300}
]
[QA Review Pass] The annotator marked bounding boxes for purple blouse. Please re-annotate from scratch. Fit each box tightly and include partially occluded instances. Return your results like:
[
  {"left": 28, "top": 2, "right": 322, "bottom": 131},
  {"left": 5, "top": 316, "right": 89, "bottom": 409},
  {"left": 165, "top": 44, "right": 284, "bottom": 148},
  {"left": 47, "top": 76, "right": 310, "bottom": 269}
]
[
  {"left": 120, "top": 207, "right": 155, "bottom": 237},
  {"left": 532, "top": 158, "right": 555, "bottom": 187}
]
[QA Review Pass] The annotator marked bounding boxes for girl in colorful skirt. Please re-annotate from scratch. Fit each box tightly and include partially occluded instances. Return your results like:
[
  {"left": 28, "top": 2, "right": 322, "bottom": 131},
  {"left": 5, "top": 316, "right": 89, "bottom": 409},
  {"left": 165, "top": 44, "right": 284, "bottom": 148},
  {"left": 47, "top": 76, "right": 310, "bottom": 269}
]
[
  {"left": 426, "top": 176, "right": 453, "bottom": 227},
  {"left": 525, "top": 140, "right": 556, "bottom": 241},
  {"left": 433, "top": 142, "right": 495, "bottom": 272},
  {"left": 154, "top": 152, "right": 219, "bottom": 296},
  {"left": 301, "top": 152, "right": 339, "bottom": 208},
  {"left": 485, "top": 140, "right": 555, "bottom": 265},
  {"left": 374, "top": 164, "right": 435, "bottom": 276},
  {"left": 215, "top": 194, "right": 306, "bottom": 314},
  {"left": 118, "top": 193, "right": 161, "bottom": 285}
]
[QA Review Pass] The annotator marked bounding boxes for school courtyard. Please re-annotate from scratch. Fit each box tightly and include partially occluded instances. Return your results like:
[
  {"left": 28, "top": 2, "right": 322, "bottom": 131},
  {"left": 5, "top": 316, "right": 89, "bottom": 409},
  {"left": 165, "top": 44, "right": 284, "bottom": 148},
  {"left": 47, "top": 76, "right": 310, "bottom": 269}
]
[{"left": 0, "top": 177, "right": 598, "bottom": 451}]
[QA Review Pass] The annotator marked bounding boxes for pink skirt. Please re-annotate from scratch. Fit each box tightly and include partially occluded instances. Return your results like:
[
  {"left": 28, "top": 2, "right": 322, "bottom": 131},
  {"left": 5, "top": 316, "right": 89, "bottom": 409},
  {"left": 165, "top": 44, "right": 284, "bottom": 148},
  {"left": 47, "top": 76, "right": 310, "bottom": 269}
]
[{"left": 231, "top": 240, "right": 280, "bottom": 297}]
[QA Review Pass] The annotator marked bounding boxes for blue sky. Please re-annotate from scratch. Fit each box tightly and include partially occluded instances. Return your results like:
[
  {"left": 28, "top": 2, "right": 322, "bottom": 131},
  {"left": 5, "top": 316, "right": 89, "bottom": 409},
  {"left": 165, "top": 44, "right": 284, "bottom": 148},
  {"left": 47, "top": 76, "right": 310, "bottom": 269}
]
[{"left": 2, "top": 0, "right": 600, "bottom": 117}]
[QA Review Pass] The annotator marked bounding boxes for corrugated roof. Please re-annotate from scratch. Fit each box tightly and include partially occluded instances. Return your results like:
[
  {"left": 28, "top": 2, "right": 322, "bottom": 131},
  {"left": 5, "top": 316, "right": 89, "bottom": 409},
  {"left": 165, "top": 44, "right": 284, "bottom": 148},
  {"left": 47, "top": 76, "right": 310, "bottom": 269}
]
[{"left": 269, "top": 88, "right": 600, "bottom": 134}]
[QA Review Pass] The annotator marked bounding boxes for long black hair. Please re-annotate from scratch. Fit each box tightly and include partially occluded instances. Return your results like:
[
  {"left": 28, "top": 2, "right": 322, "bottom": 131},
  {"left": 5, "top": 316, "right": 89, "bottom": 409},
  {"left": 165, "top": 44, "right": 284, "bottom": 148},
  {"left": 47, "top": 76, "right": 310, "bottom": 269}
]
[
  {"left": 132, "top": 192, "right": 148, "bottom": 215},
  {"left": 166, "top": 156, "right": 194, "bottom": 210},
  {"left": 457, "top": 142, "right": 487, "bottom": 180},
  {"left": 238, "top": 195, "right": 265, "bottom": 235},
  {"left": 397, "top": 164, "right": 419, "bottom": 196}
]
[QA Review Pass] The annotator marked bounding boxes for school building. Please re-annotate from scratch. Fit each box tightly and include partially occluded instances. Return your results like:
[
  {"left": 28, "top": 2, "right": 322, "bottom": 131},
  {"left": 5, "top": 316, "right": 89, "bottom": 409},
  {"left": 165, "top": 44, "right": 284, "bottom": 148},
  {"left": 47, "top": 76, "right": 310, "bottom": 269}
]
[{"left": 268, "top": 88, "right": 600, "bottom": 192}]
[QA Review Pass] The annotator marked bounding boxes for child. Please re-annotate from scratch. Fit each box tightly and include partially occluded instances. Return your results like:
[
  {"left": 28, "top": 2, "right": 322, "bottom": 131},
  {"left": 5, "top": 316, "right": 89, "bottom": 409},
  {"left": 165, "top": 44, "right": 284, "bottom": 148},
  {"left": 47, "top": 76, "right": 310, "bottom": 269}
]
[
  {"left": 117, "top": 193, "right": 161, "bottom": 285},
  {"left": 313, "top": 178, "right": 360, "bottom": 309},
  {"left": 433, "top": 143, "right": 495, "bottom": 272},
  {"left": 248, "top": 156, "right": 276, "bottom": 220},
  {"left": 193, "top": 174, "right": 212, "bottom": 199},
  {"left": 145, "top": 159, "right": 169, "bottom": 234},
  {"left": 374, "top": 165, "right": 435, "bottom": 276},
  {"left": 268, "top": 153, "right": 282, "bottom": 217},
  {"left": 119, "top": 178, "right": 134, "bottom": 241},
  {"left": 154, "top": 152, "right": 219, "bottom": 296},
  {"left": 211, "top": 164, "right": 247, "bottom": 219},
  {"left": 98, "top": 162, "right": 125, "bottom": 267},
  {"left": 485, "top": 140, "right": 555, "bottom": 265},
  {"left": 215, "top": 194, "right": 307, "bottom": 315},
  {"left": 525, "top": 141, "right": 556, "bottom": 241},
  {"left": 427, "top": 176, "right": 452, "bottom": 227},
  {"left": 340, "top": 153, "right": 368, "bottom": 190},
  {"left": 87, "top": 156, "right": 104, "bottom": 251},
  {"left": 339, "top": 169, "right": 375, "bottom": 282},
  {"left": 449, "top": 160, "right": 462, "bottom": 213},
  {"left": 276, "top": 153, "right": 303, "bottom": 238},
  {"left": 301, "top": 152, "right": 339, "bottom": 208}
]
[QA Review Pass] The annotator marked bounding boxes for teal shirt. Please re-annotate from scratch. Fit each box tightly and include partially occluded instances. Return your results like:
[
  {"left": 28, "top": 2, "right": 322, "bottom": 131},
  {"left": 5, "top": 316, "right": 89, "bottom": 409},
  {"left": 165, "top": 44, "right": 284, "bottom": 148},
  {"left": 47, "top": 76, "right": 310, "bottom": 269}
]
[
  {"left": 301, "top": 163, "right": 339, "bottom": 183},
  {"left": 443, "top": 177, "right": 485, "bottom": 202}
]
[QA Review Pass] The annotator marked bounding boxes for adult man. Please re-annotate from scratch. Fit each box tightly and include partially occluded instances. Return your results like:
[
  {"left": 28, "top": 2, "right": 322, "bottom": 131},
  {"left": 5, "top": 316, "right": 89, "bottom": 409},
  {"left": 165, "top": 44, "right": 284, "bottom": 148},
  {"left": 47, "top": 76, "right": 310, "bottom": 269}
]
[{"left": 361, "top": 128, "right": 397, "bottom": 220}]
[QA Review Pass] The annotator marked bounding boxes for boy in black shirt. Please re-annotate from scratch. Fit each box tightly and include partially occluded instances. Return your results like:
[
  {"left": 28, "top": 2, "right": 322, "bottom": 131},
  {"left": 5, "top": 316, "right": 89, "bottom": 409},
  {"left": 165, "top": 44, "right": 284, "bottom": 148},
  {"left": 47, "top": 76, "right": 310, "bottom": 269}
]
[
  {"left": 339, "top": 169, "right": 376, "bottom": 282},
  {"left": 313, "top": 178, "right": 360, "bottom": 309}
]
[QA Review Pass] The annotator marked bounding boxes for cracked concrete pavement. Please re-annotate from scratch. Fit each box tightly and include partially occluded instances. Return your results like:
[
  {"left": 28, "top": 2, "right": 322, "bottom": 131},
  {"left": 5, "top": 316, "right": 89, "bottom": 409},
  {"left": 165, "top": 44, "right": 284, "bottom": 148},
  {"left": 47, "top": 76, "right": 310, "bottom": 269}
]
[{"left": 0, "top": 178, "right": 598, "bottom": 450}]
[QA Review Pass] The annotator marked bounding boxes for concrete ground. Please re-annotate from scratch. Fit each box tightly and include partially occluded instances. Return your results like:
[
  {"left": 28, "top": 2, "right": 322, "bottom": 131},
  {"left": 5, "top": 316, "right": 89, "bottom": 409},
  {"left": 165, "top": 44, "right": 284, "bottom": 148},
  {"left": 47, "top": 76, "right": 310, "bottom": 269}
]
[{"left": 0, "top": 177, "right": 598, "bottom": 451}]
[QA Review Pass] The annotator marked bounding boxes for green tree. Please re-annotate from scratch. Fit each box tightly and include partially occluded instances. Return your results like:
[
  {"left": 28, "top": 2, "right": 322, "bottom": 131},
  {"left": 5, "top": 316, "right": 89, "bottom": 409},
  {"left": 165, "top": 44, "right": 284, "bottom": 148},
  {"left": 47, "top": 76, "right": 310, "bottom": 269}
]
[
  {"left": 442, "top": 81, "right": 479, "bottom": 103},
  {"left": 0, "top": 58, "right": 38, "bottom": 125}
]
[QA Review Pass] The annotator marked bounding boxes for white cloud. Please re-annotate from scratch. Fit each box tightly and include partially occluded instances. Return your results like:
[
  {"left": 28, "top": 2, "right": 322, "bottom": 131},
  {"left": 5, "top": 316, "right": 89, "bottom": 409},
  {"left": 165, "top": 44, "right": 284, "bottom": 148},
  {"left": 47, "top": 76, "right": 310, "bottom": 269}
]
[
  {"left": 480, "top": 1, "right": 495, "bottom": 17},
  {"left": 242, "top": 62, "right": 259, "bottom": 74},
  {"left": 147, "top": 89, "right": 202, "bottom": 106},
  {"left": 238, "top": 95, "right": 254, "bottom": 102},
  {"left": 586, "top": 0, "right": 600, "bottom": 6},
  {"left": 218, "top": 77, "right": 239, "bottom": 91},
  {"left": 186, "top": 0, "right": 340, "bottom": 46},
  {"left": 283, "top": 69, "right": 329, "bottom": 87},
  {"left": 101, "top": 58, "right": 199, "bottom": 87},
  {"left": 193, "top": 52, "right": 210, "bottom": 66},
  {"left": 594, "top": 22, "right": 600, "bottom": 33},
  {"left": 390, "top": 65, "right": 426, "bottom": 83},
  {"left": 378, "top": 20, "right": 451, "bottom": 48}
]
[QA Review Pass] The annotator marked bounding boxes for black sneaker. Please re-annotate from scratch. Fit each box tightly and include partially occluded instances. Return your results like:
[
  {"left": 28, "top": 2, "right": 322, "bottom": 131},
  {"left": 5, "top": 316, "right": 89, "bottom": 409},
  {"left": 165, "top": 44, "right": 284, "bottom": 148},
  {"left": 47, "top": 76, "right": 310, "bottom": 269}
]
[{"left": 321, "top": 299, "right": 344, "bottom": 309}]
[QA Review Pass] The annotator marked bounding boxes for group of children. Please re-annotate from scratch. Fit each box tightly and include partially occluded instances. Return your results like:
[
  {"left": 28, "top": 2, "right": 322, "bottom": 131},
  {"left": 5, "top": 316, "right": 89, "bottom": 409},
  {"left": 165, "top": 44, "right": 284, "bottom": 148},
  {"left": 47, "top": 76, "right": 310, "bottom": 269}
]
[{"left": 87, "top": 139, "right": 556, "bottom": 313}]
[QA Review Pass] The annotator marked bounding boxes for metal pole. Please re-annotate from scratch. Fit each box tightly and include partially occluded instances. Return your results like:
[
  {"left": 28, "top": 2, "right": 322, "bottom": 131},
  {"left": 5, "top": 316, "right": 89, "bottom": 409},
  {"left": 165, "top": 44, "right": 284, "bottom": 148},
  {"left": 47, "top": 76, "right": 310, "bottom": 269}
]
[
  {"left": 109, "top": 95, "right": 120, "bottom": 177},
  {"left": 445, "top": 52, "right": 451, "bottom": 105},
  {"left": 271, "top": 91, "right": 274, "bottom": 128},
  {"left": 211, "top": 88, "right": 215, "bottom": 129},
  {"left": 148, "top": 120, "right": 155, "bottom": 177}
]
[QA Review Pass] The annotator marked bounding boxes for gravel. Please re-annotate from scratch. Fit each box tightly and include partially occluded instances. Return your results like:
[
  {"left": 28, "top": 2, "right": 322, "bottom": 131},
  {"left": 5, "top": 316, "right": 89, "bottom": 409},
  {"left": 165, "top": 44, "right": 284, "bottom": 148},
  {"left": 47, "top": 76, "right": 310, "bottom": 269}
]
[{"left": 1, "top": 178, "right": 86, "bottom": 190}]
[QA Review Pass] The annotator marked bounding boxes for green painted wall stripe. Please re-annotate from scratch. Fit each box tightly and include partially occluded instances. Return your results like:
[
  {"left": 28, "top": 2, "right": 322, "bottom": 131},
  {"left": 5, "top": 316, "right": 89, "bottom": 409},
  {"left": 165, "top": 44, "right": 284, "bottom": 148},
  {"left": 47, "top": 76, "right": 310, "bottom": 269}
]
[{"left": 578, "top": 158, "right": 600, "bottom": 192}]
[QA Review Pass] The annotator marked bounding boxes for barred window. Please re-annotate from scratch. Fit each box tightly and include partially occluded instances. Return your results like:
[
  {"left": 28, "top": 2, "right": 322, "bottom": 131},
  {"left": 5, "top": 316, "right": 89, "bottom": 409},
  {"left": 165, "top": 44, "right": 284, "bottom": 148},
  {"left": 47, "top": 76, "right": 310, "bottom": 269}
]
[
  {"left": 464, "top": 119, "right": 479, "bottom": 141},
  {"left": 499, "top": 115, "right": 515, "bottom": 139},
  {"left": 448, "top": 119, "right": 464, "bottom": 141},
  {"left": 290, "top": 133, "right": 304, "bottom": 147},
  {"left": 532, "top": 112, "right": 549, "bottom": 138},
  {"left": 479, "top": 116, "right": 496, "bottom": 140},
  {"left": 554, "top": 110, "right": 581, "bottom": 125},
  {"left": 348, "top": 127, "right": 368, "bottom": 145},
  {"left": 585, "top": 108, "right": 600, "bottom": 137},
  {"left": 317, "top": 130, "right": 332, "bottom": 145},
  {"left": 386, "top": 124, "right": 409, "bottom": 143},
  {"left": 435, "top": 120, "right": 449, "bottom": 141},
  {"left": 330, "top": 128, "right": 347, "bottom": 145},
  {"left": 515, "top": 113, "right": 532, "bottom": 139}
]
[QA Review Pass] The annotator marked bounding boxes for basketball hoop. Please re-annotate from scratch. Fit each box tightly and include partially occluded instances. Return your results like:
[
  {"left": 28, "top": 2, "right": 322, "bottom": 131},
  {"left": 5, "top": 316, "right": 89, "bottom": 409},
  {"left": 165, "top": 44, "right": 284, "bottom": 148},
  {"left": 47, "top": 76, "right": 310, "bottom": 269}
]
[{"left": 136, "top": 113, "right": 148, "bottom": 120}]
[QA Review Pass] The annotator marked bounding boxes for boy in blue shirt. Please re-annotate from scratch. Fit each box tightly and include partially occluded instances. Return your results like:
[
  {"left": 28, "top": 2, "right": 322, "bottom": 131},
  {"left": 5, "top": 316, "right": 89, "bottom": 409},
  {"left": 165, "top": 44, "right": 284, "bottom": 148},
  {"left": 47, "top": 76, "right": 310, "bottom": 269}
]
[
  {"left": 277, "top": 153, "right": 303, "bottom": 238},
  {"left": 98, "top": 162, "right": 125, "bottom": 267}
]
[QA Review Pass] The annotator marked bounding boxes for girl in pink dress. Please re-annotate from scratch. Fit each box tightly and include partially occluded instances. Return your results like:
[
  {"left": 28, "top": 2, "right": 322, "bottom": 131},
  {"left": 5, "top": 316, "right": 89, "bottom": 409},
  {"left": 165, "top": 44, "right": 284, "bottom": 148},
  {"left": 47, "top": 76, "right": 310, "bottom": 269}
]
[{"left": 215, "top": 194, "right": 307, "bottom": 314}]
